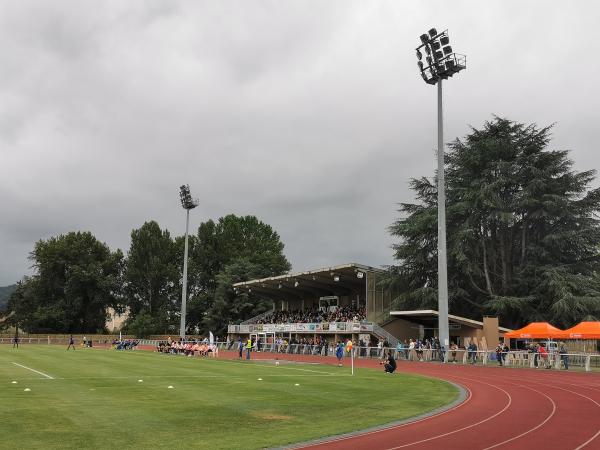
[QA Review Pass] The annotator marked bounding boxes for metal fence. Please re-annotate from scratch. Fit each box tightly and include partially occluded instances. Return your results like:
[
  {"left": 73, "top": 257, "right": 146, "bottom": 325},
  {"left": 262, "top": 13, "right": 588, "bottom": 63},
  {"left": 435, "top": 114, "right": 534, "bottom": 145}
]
[{"left": 4, "top": 338, "right": 599, "bottom": 372}]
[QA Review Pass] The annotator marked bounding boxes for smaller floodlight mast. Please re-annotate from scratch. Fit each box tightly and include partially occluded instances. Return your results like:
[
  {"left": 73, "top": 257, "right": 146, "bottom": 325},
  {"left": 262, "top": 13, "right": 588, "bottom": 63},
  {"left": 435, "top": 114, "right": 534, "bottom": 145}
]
[
  {"left": 179, "top": 184, "right": 198, "bottom": 339},
  {"left": 415, "top": 28, "right": 466, "bottom": 362}
]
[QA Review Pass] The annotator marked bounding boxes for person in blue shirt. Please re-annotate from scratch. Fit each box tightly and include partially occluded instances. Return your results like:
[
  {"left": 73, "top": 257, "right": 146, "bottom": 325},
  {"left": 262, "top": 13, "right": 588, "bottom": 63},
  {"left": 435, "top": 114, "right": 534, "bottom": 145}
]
[{"left": 335, "top": 342, "right": 344, "bottom": 367}]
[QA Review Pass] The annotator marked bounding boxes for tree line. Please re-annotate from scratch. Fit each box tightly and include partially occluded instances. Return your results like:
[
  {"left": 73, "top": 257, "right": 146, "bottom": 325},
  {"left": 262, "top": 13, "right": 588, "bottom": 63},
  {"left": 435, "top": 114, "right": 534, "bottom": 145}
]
[{"left": 4, "top": 214, "right": 290, "bottom": 336}]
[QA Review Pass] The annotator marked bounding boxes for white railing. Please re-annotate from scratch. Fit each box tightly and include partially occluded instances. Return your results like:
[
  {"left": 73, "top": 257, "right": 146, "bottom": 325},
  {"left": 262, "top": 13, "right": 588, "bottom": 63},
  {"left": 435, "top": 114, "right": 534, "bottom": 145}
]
[{"left": 227, "top": 321, "right": 373, "bottom": 334}]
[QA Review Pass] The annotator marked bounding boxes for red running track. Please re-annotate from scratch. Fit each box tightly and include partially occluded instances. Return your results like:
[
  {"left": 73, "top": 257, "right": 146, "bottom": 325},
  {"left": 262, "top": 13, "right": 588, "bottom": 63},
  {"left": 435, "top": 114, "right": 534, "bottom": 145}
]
[{"left": 222, "top": 351, "right": 600, "bottom": 450}]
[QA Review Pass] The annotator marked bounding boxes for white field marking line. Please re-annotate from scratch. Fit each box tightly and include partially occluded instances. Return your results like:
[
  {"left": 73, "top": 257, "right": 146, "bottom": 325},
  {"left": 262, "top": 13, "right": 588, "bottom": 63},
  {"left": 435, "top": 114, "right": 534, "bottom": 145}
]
[
  {"left": 12, "top": 362, "right": 54, "bottom": 379},
  {"left": 294, "top": 384, "right": 473, "bottom": 449},
  {"left": 560, "top": 381, "right": 600, "bottom": 394},
  {"left": 219, "top": 359, "right": 337, "bottom": 375},
  {"left": 481, "top": 384, "right": 556, "bottom": 450},
  {"left": 383, "top": 376, "right": 513, "bottom": 450},
  {"left": 576, "top": 430, "right": 600, "bottom": 450},
  {"left": 540, "top": 383, "right": 600, "bottom": 449},
  {"left": 49, "top": 373, "right": 342, "bottom": 380}
]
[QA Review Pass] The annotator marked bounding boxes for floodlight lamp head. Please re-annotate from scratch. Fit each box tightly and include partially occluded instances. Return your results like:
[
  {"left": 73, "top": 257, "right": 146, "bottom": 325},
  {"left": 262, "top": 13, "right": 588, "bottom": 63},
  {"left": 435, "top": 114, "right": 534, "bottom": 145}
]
[
  {"left": 416, "top": 49, "right": 422, "bottom": 60},
  {"left": 179, "top": 184, "right": 199, "bottom": 210},
  {"left": 428, "top": 28, "right": 438, "bottom": 38},
  {"left": 419, "top": 34, "right": 429, "bottom": 44},
  {"left": 440, "top": 36, "right": 450, "bottom": 46}
]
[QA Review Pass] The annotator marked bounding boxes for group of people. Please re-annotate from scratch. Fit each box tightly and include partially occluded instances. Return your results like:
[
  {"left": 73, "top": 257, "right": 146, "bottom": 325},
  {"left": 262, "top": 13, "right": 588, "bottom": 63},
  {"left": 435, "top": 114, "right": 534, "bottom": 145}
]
[
  {"left": 392, "top": 338, "right": 446, "bottom": 362},
  {"left": 113, "top": 339, "right": 138, "bottom": 350},
  {"left": 520, "top": 342, "right": 569, "bottom": 370},
  {"left": 256, "top": 306, "right": 366, "bottom": 324},
  {"left": 157, "top": 338, "right": 219, "bottom": 358}
]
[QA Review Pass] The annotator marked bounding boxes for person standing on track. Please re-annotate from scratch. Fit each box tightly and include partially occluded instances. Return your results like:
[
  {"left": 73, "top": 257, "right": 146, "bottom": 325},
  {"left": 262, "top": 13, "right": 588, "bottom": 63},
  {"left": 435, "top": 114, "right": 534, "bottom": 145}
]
[
  {"left": 67, "top": 335, "right": 76, "bottom": 351},
  {"left": 237, "top": 337, "right": 243, "bottom": 359},
  {"left": 559, "top": 341, "right": 569, "bottom": 370},
  {"left": 495, "top": 343, "right": 503, "bottom": 366},
  {"left": 246, "top": 337, "right": 252, "bottom": 360}
]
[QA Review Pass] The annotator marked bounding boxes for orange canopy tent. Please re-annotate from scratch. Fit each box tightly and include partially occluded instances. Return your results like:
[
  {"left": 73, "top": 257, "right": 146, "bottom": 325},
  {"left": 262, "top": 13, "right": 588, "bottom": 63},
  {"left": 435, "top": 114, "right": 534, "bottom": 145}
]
[
  {"left": 504, "top": 322, "right": 564, "bottom": 339},
  {"left": 559, "top": 322, "right": 600, "bottom": 340}
]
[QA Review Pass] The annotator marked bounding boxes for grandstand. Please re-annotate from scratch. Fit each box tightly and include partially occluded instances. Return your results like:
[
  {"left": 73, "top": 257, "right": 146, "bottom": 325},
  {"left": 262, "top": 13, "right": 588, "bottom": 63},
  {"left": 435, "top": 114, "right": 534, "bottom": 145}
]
[{"left": 228, "top": 263, "right": 509, "bottom": 348}]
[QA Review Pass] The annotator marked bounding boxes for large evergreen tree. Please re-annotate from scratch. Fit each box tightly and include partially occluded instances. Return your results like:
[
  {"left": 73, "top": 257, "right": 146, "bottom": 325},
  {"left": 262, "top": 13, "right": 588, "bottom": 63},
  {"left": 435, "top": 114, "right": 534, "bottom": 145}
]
[
  {"left": 390, "top": 117, "right": 600, "bottom": 328},
  {"left": 122, "top": 221, "right": 179, "bottom": 334}
]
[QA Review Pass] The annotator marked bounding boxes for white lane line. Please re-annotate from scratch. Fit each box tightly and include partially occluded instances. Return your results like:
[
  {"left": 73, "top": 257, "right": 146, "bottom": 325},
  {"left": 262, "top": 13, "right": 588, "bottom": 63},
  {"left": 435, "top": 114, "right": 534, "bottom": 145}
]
[
  {"left": 576, "top": 430, "right": 600, "bottom": 450},
  {"left": 383, "top": 377, "right": 513, "bottom": 450},
  {"left": 12, "top": 362, "right": 54, "bottom": 379},
  {"left": 544, "top": 384, "right": 600, "bottom": 449},
  {"left": 482, "top": 384, "right": 556, "bottom": 450}
]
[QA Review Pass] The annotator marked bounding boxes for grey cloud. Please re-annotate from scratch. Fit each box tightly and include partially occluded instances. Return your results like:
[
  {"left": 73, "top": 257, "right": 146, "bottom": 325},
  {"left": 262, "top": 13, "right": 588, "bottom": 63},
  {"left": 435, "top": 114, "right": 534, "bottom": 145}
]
[{"left": 1, "top": 1, "right": 600, "bottom": 285}]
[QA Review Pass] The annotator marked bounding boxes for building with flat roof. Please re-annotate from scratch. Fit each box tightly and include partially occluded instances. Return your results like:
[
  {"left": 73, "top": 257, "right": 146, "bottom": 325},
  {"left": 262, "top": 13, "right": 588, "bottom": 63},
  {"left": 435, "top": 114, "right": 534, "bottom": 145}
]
[{"left": 228, "top": 262, "right": 510, "bottom": 348}]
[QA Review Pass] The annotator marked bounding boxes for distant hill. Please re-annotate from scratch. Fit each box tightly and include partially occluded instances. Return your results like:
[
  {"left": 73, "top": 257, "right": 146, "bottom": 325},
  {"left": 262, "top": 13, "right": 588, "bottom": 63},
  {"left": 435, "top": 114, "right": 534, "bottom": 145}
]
[{"left": 0, "top": 285, "right": 16, "bottom": 311}]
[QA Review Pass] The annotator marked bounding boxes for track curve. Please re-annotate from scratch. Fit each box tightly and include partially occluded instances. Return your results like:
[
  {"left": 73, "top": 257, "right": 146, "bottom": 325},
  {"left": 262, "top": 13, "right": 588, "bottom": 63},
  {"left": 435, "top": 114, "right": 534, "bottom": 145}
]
[{"left": 226, "top": 352, "right": 600, "bottom": 450}]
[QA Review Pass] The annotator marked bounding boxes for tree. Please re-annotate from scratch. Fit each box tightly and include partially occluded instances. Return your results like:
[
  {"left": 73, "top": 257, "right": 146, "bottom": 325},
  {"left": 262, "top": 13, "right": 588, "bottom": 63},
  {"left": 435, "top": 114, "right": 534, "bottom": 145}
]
[
  {"left": 5, "top": 232, "right": 123, "bottom": 333},
  {"left": 202, "top": 259, "right": 274, "bottom": 335},
  {"left": 186, "top": 214, "right": 291, "bottom": 334},
  {"left": 390, "top": 117, "right": 600, "bottom": 328},
  {"left": 122, "top": 221, "right": 179, "bottom": 333}
]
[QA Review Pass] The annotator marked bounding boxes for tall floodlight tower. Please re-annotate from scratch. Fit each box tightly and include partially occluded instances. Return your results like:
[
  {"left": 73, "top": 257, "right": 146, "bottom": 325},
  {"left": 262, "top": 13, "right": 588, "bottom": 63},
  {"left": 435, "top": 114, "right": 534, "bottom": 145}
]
[
  {"left": 415, "top": 28, "right": 466, "bottom": 360},
  {"left": 179, "top": 184, "right": 199, "bottom": 339}
]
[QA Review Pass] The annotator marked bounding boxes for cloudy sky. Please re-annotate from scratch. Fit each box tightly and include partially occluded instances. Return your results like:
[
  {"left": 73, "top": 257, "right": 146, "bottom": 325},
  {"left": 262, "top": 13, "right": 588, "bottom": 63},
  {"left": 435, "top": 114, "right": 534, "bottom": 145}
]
[{"left": 1, "top": 1, "right": 599, "bottom": 285}]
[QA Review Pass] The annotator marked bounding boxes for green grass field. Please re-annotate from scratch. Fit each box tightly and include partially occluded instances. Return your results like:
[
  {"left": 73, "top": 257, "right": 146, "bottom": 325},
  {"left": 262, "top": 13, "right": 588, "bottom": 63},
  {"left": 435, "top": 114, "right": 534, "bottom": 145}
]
[{"left": 0, "top": 346, "right": 458, "bottom": 449}]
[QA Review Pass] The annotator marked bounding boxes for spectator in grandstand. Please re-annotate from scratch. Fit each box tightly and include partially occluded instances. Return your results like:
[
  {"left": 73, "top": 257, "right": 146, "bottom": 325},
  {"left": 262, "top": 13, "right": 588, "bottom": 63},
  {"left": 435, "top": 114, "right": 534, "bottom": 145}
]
[{"left": 255, "top": 306, "right": 366, "bottom": 325}]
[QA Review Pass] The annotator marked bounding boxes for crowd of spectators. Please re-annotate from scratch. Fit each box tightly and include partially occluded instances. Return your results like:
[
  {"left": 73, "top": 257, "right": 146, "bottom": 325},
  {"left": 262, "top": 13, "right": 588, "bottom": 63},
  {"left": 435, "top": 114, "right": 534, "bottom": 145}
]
[
  {"left": 156, "top": 338, "right": 219, "bottom": 358},
  {"left": 112, "top": 339, "right": 138, "bottom": 350},
  {"left": 256, "top": 306, "right": 366, "bottom": 324}
]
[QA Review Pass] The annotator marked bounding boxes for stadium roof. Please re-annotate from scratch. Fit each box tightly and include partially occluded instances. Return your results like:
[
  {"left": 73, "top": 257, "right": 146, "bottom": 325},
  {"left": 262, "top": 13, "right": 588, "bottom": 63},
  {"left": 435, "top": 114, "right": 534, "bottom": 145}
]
[
  {"left": 233, "top": 263, "right": 384, "bottom": 299},
  {"left": 390, "top": 310, "right": 513, "bottom": 333}
]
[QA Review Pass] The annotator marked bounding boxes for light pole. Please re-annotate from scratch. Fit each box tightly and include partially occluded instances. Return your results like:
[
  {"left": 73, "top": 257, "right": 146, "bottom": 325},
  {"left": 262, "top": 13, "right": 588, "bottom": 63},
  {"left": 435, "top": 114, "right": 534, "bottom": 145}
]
[
  {"left": 416, "top": 28, "right": 466, "bottom": 360},
  {"left": 179, "top": 184, "right": 198, "bottom": 339}
]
